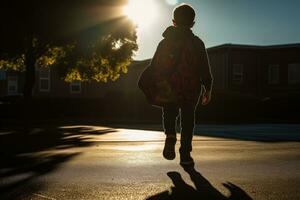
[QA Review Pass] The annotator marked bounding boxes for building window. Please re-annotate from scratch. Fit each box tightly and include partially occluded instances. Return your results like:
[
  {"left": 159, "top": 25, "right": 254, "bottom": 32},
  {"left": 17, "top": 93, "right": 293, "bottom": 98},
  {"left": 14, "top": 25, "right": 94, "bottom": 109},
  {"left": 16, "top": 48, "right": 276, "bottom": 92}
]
[
  {"left": 288, "top": 63, "right": 300, "bottom": 84},
  {"left": 232, "top": 64, "right": 243, "bottom": 84},
  {"left": 70, "top": 81, "right": 81, "bottom": 94},
  {"left": 0, "top": 70, "right": 6, "bottom": 80},
  {"left": 7, "top": 76, "right": 18, "bottom": 95},
  {"left": 39, "top": 68, "right": 50, "bottom": 92},
  {"left": 268, "top": 64, "right": 280, "bottom": 84}
]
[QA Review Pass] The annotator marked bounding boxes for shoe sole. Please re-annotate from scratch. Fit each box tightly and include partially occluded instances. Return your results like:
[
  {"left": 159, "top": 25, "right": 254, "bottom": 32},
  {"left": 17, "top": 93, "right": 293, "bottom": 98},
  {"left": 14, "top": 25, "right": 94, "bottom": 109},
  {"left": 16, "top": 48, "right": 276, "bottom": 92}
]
[
  {"left": 163, "top": 138, "right": 176, "bottom": 160},
  {"left": 163, "top": 152, "right": 175, "bottom": 160},
  {"left": 163, "top": 147, "right": 176, "bottom": 160},
  {"left": 163, "top": 146, "right": 176, "bottom": 160}
]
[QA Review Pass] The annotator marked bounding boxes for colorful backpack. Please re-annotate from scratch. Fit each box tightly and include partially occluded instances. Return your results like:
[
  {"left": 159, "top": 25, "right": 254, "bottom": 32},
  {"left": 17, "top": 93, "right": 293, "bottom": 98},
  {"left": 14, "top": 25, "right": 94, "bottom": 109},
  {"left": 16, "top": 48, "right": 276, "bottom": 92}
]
[{"left": 138, "top": 36, "right": 200, "bottom": 107}]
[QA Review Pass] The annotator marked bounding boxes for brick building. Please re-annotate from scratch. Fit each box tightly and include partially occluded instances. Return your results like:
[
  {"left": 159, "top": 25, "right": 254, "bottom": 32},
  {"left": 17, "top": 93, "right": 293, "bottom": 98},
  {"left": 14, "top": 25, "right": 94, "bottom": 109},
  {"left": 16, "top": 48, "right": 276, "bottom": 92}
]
[
  {"left": 209, "top": 43, "right": 300, "bottom": 97},
  {"left": 0, "top": 43, "right": 300, "bottom": 99}
]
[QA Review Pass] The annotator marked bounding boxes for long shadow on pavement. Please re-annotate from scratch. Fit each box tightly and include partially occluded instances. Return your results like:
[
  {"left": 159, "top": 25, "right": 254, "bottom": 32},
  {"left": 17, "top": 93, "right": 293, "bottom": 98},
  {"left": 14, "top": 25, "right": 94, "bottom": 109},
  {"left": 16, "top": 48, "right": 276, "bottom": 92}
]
[
  {"left": 0, "top": 125, "right": 116, "bottom": 199},
  {"left": 147, "top": 167, "right": 253, "bottom": 200}
]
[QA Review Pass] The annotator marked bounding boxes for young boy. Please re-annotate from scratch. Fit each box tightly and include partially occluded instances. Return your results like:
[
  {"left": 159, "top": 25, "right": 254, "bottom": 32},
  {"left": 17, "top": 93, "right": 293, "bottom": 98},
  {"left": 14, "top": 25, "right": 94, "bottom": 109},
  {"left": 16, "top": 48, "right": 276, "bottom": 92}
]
[{"left": 159, "top": 4, "right": 213, "bottom": 166}]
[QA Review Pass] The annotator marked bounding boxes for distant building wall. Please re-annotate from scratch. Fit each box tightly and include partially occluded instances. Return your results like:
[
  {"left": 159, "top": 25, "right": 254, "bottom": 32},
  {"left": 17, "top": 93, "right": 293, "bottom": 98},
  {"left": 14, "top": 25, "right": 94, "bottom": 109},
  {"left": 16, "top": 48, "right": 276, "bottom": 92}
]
[
  {"left": 208, "top": 49, "right": 229, "bottom": 91},
  {"left": 1, "top": 44, "right": 300, "bottom": 99},
  {"left": 208, "top": 44, "right": 300, "bottom": 97},
  {"left": 0, "top": 70, "right": 24, "bottom": 96},
  {"left": 260, "top": 46, "right": 300, "bottom": 96}
]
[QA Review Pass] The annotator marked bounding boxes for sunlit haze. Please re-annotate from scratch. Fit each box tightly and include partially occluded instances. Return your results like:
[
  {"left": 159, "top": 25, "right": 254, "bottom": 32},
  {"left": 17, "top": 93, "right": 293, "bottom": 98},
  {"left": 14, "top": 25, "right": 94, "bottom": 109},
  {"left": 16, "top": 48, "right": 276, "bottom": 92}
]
[{"left": 123, "top": 0, "right": 159, "bottom": 30}]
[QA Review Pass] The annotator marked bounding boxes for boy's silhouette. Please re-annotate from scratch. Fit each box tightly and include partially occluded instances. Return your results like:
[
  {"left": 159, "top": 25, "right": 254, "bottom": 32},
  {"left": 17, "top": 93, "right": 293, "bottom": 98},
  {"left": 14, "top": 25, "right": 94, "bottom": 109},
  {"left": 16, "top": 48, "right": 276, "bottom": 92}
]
[{"left": 153, "top": 4, "right": 213, "bottom": 166}]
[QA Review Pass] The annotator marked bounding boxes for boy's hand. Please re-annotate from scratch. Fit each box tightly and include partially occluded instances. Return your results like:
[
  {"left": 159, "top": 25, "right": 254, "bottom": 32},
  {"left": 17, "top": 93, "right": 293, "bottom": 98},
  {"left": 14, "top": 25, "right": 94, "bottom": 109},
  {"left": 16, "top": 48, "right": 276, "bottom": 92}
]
[{"left": 201, "top": 90, "right": 212, "bottom": 105}]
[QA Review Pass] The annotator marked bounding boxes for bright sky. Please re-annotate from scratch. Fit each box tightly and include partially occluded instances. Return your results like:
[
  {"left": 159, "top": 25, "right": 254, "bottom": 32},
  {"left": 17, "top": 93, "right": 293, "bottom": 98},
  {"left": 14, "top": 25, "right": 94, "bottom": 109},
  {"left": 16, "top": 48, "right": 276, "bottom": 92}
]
[{"left": 124, "top": 0, "right": 300, "bottom": 60}]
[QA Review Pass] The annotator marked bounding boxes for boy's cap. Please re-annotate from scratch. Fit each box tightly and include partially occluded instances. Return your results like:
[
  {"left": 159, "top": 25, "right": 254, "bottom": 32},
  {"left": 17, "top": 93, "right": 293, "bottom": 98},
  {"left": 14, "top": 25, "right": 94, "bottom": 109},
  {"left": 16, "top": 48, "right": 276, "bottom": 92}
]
[{"left": 173, "top": 4, "right": 195, "bottom": 27}]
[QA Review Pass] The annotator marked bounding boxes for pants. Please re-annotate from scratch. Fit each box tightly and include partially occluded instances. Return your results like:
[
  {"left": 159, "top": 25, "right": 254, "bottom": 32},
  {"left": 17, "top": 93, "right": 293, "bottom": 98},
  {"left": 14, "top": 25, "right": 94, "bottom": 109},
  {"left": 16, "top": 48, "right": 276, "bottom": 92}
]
[{"left": 162, "top": 104, "right": 195, "bottom": 153}]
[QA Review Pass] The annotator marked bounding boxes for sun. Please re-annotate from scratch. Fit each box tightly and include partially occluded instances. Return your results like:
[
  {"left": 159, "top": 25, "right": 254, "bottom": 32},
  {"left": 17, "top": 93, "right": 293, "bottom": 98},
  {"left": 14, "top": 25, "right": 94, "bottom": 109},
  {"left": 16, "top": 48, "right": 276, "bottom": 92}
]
[{"left": 123, "top": 0, "right": 158, "bottom": 30}]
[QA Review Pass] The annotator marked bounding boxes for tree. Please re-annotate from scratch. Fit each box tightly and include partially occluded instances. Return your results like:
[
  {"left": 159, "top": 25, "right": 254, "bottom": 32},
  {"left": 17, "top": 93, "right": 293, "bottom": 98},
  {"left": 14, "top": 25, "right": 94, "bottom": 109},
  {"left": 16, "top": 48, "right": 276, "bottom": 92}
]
[{"left": 0, "top": 0, "right": 137, "bottom": 101}]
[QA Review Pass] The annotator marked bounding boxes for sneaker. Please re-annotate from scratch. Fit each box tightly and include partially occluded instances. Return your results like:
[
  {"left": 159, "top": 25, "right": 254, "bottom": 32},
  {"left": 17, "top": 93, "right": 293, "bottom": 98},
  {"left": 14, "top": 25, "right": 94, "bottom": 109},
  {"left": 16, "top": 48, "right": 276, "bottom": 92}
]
[
  {"left": 163, "top": 136, "right": 177, "bottom": 160},
  {"left": 180, "top": 152, "right": 194, "bottom": 167}
]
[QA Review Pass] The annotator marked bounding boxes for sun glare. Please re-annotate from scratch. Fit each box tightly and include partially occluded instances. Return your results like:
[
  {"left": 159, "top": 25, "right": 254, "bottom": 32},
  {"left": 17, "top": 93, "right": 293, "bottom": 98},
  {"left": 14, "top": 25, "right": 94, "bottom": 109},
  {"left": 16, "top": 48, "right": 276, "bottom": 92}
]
[{"left": 123, "top": 0, "right": 158, "bottom": 30}]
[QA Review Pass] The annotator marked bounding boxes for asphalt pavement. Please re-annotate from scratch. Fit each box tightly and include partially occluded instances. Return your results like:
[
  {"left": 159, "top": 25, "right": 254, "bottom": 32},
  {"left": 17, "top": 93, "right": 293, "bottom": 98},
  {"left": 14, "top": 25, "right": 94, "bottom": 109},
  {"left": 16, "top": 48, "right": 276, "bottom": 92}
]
[{"left": 1, "top": 124, "right": 300, "bottom": 200}]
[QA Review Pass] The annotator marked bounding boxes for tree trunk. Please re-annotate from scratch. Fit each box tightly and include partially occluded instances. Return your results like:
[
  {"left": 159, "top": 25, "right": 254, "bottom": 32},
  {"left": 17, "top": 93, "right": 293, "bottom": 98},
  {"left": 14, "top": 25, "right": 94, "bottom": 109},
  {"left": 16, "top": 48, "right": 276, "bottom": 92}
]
[
  {"left": 23, "top": 51, "right": 36, "bottom": 102},
  {"left": 22, "top": 50, "right": 36, "bottom": 133}
]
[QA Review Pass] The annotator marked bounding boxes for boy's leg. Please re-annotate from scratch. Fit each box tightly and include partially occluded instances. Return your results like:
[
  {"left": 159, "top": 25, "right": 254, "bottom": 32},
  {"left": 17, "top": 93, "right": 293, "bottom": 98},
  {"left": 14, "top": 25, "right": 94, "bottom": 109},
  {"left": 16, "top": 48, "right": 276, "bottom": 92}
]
[
  {"left": 179, "top": 105, "right": 196, "bottom": 165},
  {"left": 162, "top": 105, "right": 179, "bottom": 137},
  {"left": 162, "top": 105, "right": 179, "bottom": 160}
]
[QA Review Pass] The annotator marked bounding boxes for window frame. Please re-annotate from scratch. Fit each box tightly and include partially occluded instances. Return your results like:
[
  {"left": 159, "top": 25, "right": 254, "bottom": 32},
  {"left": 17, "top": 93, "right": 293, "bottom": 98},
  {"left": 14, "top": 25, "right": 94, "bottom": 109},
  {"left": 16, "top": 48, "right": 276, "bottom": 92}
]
[
  {"left": 0, "top": 70, "right": 6, "bottom": 80},
  {"left": 39, "top": 68, "right": 51, "bottom": 92},
  {"left": 288, "top": 63, "right": 300, "bottom": 84},
  {"left": 232, "top": 64, "right": 244, "bottom": 84},
  {"left": 268, "top": 64, "right": 280, "bottom": 85},
  {"left": 7, "top": 75, "right": 18, "bottom": 95},
  {"left": 70, "top": 80, "right": 82, "bottom": 94}
]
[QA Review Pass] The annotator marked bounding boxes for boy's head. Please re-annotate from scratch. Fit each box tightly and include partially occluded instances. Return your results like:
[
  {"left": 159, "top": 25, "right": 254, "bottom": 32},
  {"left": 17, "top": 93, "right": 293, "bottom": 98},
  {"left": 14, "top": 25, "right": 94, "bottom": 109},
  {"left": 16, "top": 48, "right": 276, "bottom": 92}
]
[{"left": 173, "top": 4, "right": 195, "bottom": 28}]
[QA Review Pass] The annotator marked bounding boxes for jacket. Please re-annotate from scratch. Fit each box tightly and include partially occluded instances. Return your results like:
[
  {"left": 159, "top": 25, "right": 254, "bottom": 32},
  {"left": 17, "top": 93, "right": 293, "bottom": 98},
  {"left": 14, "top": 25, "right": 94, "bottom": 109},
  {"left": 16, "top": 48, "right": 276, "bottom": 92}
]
[{"left": 150, "top": 26, "right": 213, "bottom": 106}]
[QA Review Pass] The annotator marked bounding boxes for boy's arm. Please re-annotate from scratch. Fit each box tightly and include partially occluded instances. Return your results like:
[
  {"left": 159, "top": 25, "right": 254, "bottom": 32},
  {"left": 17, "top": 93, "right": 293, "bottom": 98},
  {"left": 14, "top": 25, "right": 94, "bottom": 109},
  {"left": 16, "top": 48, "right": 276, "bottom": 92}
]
[
  {"left": 198, "top": 39, "right": 213, "bottom": 92},
  {"left": 196, "top": 38, "right": 213, "bottom": 105}
]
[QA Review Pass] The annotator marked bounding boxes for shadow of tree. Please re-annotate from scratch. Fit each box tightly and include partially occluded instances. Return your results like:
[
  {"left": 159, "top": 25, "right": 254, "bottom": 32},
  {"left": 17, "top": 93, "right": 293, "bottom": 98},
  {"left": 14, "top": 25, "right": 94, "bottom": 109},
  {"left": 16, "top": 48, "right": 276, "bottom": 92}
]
[
  {"left": 0, "top": 125, "right": 116, "bottom": 199},
  {"left": 146, "top": 167, "right": 253, "bottom": 200}
]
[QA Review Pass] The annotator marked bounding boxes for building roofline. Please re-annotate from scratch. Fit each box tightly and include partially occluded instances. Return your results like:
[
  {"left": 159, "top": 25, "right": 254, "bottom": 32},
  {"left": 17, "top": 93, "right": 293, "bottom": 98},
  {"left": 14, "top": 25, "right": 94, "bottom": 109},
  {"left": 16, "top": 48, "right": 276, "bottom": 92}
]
[
  {"left": 134, "top": 43, "right": 300, "bottom": 62},
  {"left": 207, "top": 43, "right": 300, "bottom": 51}
]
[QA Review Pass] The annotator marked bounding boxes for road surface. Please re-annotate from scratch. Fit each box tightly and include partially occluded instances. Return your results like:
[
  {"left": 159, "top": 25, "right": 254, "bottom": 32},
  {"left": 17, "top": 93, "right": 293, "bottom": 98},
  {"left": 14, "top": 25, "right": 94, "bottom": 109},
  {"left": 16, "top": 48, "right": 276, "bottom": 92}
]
[{"left": 1, "top": 124, "right": 300, "bottom": 199}]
